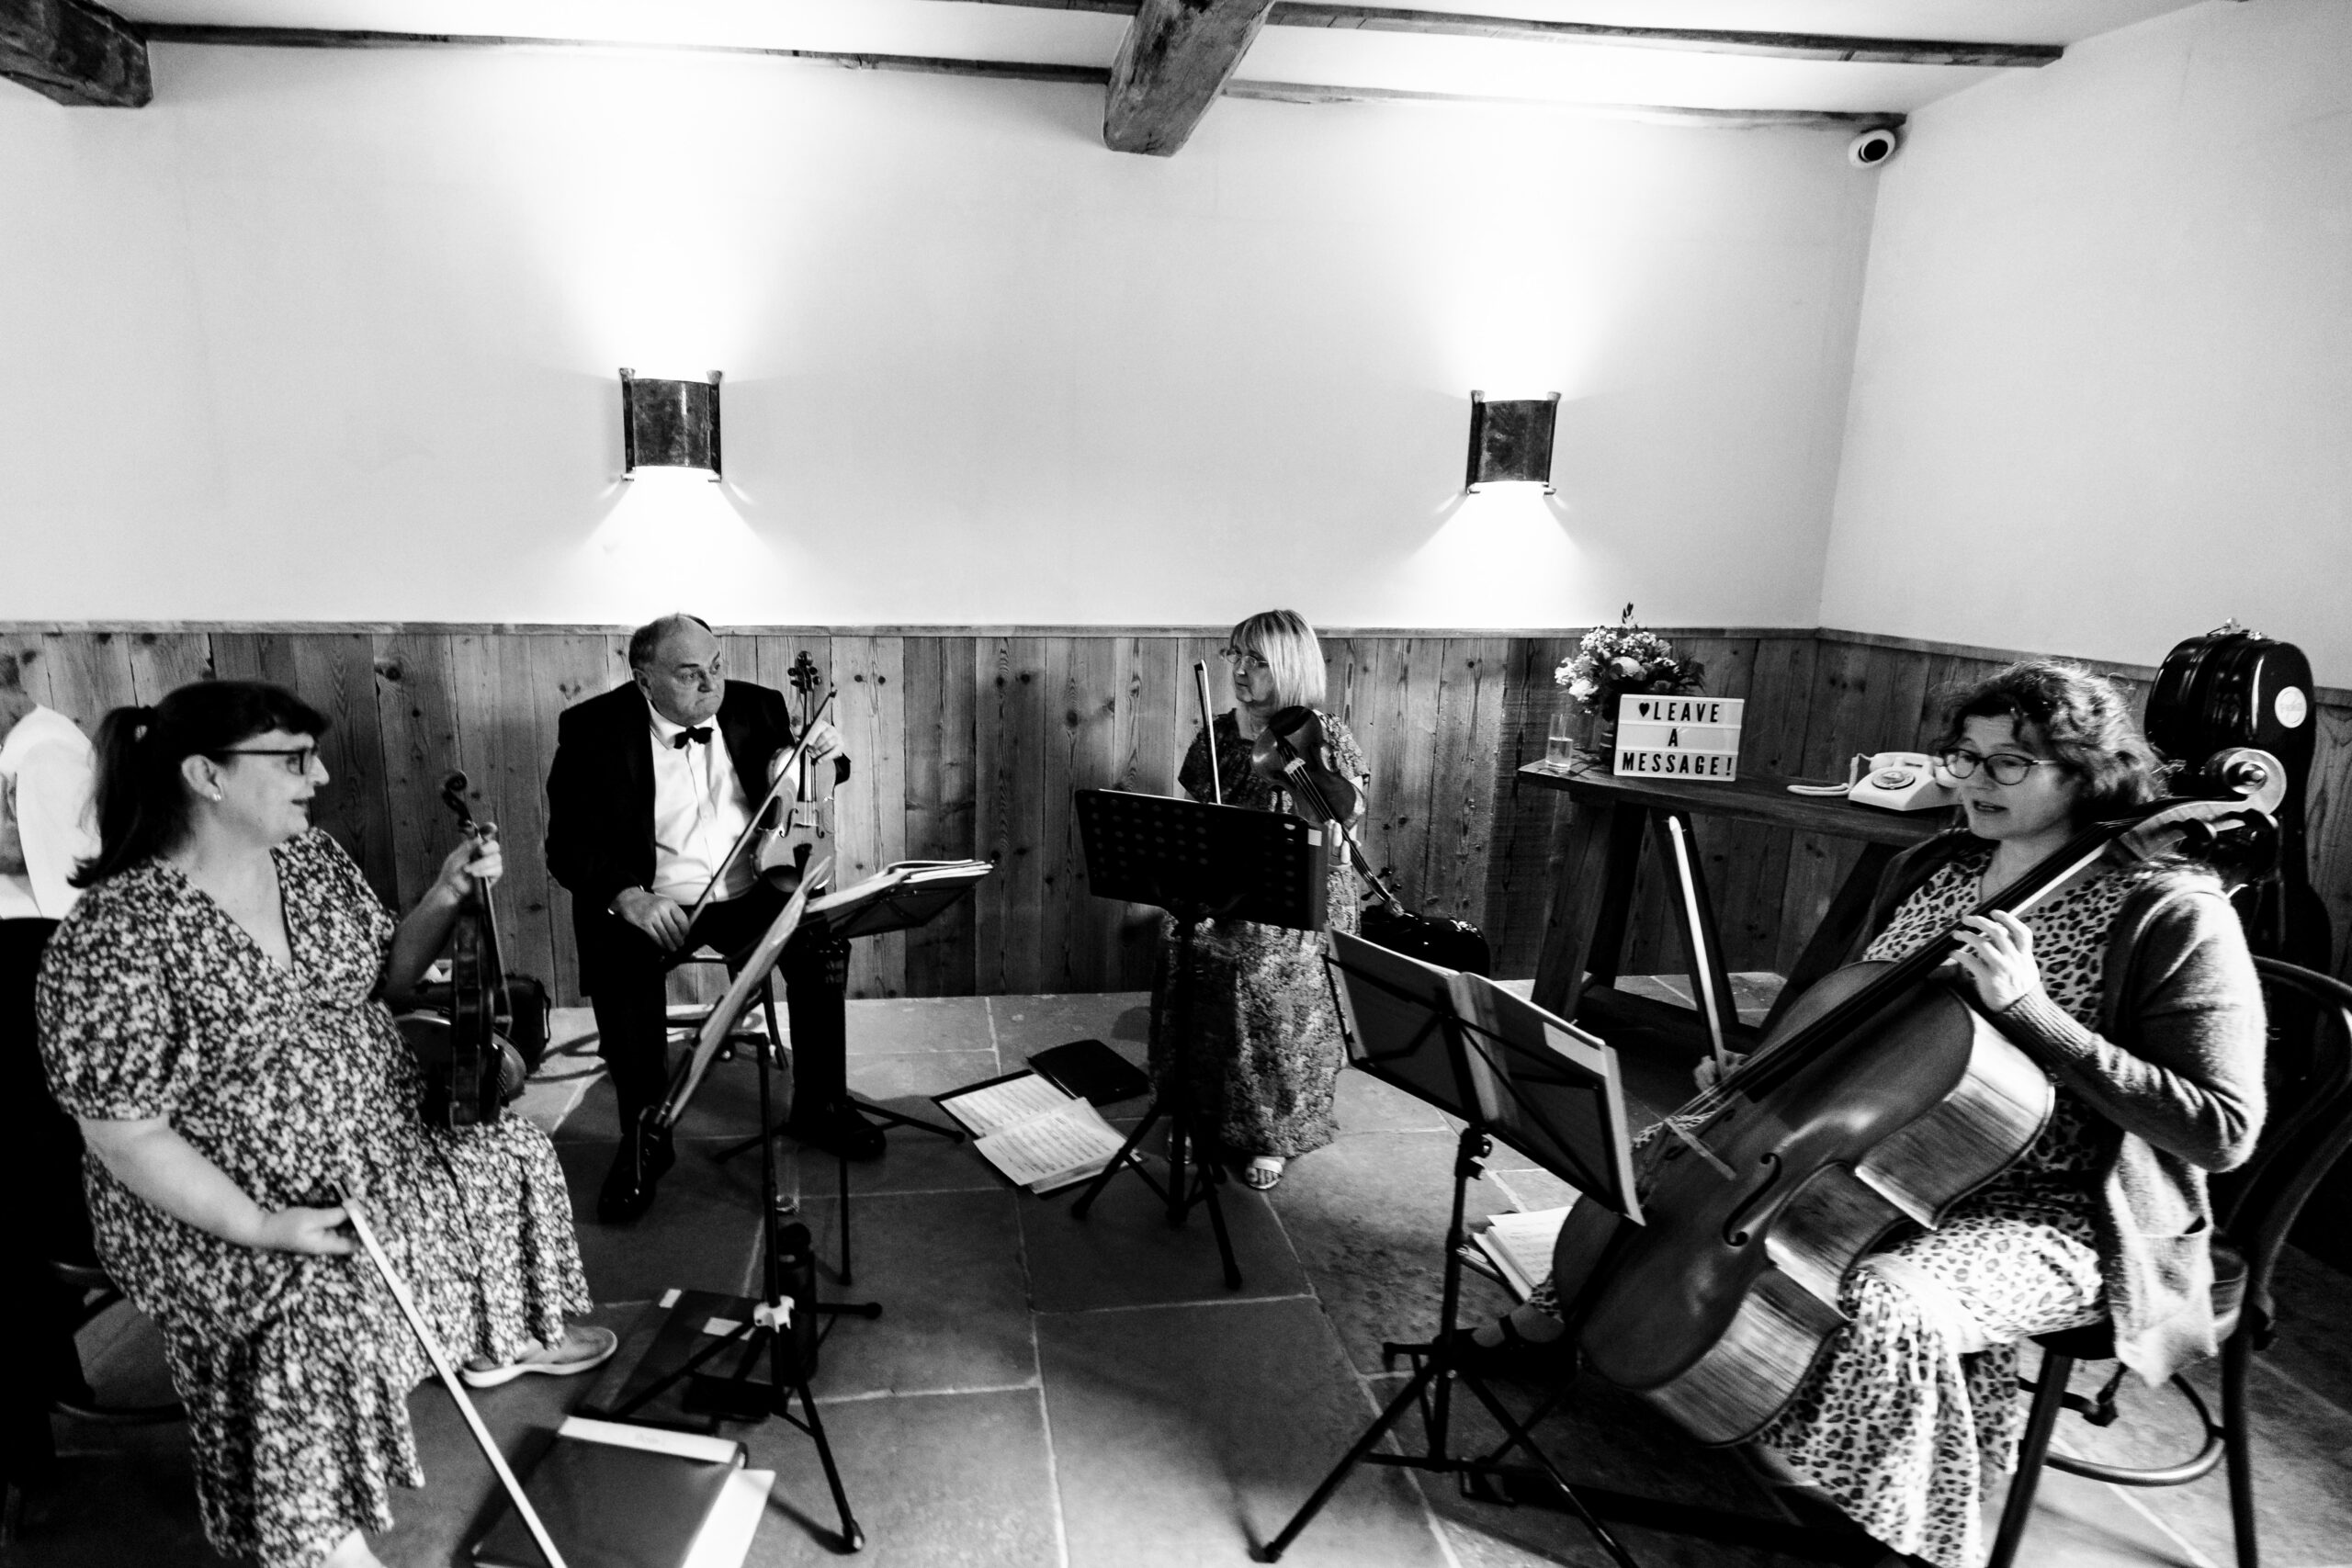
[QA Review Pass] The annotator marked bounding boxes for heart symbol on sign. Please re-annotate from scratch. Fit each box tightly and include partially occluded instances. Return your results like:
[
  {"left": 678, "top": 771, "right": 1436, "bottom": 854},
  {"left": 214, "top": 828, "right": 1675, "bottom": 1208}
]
[{"left": 1637, "top": 701, "right": 1653, "bottom": 719}]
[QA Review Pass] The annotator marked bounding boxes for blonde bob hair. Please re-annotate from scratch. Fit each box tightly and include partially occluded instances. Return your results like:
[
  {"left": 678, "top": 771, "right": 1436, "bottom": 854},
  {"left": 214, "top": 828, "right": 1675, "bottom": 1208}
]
[{"left": 1229, "top": 609, "right": 1327, "bottom": 710}]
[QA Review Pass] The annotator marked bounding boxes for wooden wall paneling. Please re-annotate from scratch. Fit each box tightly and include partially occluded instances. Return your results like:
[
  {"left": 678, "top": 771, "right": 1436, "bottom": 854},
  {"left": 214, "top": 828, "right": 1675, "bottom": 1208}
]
[
  {"left": 125, "top": 631, "right": 214, "bottom": 703},
  {"left": 1109, "top": 636, "right": 1180, "bottom": 988},
  {"left": 1357, "top": 637, "right": 1439, "bottom": 905},
  {"left": 973, "top": 637, "right": 1048, "bottom": 995},
  {"left": 1037, "top": 637, "right": 1122, "bottom": 992},
  {"left": 901, "top": 636, "right": 977, "bottom": 996},
  {"left": 833, "top": 635, "right": 909, "bottom": 998},
  {"left": 0, "top": 631, "right": 52, "bottom": 707},
  {"left": 1480, "top": 637, "right": 1576, "bottom": 976},
  {"left": 370, "top": 632, "right": 462, "bottom": 916},
  {"left": 39, "top": 631, "right": 136, "bottom": 730},
  {"left": 1422, "top": 637, "right": 1509, "bottom": 925},
  {"left": 1775, "top": 641, "right": 1931, "bottom": 975}
]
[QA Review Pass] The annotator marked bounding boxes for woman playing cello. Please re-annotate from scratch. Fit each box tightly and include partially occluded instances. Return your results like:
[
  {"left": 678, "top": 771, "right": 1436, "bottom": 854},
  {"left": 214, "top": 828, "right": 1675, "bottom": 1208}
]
[{"left": 1473, "top": 660, "right": 2266, "bottom": 1566}]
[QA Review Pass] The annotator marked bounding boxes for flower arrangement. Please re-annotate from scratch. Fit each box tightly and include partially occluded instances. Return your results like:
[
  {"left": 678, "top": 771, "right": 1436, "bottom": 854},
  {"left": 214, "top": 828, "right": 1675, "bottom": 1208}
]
[{"left": 1555, "top": 604, "right": 1706, "bottom": 720}]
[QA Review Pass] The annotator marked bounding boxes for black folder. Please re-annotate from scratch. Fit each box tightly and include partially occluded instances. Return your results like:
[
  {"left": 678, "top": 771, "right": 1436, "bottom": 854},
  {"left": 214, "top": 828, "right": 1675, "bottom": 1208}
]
[{"left": 472, "top": 1416, "right": 745, "bottom": 1568}]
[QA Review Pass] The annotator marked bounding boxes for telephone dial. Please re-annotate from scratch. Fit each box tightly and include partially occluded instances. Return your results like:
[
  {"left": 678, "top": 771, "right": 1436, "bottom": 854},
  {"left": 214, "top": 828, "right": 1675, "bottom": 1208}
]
[{"left": 1787, "top": 751, "right": 1960, "bottom": 812}]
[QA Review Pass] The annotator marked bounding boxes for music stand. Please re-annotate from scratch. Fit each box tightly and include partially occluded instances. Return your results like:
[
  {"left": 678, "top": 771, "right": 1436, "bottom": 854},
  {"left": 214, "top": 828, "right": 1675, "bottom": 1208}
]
[
  {"left": 1266, "top": 937, "right": 1869, "bottom": 1567},
  {"left": 603, "top": 866, "right": 868, "bottom": 1551},
  {"left": 709, "top": 861, "right": 991, "bottom": 1280},
  {"left": 1068, "top": 789, "right": 1327, "bottom": 1290}
]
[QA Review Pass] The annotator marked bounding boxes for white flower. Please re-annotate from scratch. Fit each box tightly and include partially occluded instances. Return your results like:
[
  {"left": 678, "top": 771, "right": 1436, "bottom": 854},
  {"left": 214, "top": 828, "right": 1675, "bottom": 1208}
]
[
  {"left": 1569, "top": 678, "right": 1598, "bottom": 700},
  {"left": 1610, "top": 655, "right": 1645, "bottom": 680}
]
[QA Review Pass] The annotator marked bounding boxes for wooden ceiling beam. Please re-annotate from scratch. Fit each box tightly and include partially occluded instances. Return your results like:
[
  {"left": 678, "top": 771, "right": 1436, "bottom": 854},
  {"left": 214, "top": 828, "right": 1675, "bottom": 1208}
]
[
  {"left": 1103, "top": 0, "right": 1277, "bottom": 155},
  {"left": 961, "top": 0, "right": 2063, "bottom": 69},
  {"left": 0, "top": 0, "right": 150, "bottom": 106}
]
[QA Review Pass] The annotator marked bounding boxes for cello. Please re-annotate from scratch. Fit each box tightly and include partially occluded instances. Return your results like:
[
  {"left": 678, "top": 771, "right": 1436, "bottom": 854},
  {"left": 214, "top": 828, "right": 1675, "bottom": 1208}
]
[
  {"left": 401, "top": 772, "right": 528, "bottom": 1130},
  {"left": 1549, "top": 785, "right": 2279, "bottom": 1446}
]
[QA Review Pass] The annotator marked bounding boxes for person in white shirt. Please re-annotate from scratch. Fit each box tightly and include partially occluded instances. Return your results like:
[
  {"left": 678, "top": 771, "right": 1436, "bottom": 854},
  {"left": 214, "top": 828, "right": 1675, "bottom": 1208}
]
[
  {"left": 545, "top": 615, "right": 865, "bottom": 1223},
  {"left": 1, "top": 658, "right": 100, "bottom": 922}
]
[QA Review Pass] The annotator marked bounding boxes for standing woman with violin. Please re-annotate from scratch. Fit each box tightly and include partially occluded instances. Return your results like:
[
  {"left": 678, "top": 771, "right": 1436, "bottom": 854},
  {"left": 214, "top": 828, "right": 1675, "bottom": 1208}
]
[
  {"left": 1477, "top": 660, "right": 2265, "bottom": 1568},
  {"left": 36, "top": 682, "right": 601, "bottom": 1568},
  {"left": 1153, "top": 609, "right": 1369, "bottom": 1192}
]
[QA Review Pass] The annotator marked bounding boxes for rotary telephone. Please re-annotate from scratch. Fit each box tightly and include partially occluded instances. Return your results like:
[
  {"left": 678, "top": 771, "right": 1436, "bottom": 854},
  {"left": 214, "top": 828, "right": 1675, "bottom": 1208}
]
[{"left": 1787, "top": 751, "right": 1959, "bottom": 812}]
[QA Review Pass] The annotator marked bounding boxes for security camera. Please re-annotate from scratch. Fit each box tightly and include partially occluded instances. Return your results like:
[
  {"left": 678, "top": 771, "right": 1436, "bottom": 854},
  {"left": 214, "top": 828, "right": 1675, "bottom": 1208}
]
[{"left": 1848, "top": 126, "right": 1900, "bottom": 168}]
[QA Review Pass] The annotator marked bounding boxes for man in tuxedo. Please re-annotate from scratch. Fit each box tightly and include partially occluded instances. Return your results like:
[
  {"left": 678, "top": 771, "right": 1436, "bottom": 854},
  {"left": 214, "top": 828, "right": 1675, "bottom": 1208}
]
[{"left": 547, "top": 613, "right": 883, "bottom": 1224}]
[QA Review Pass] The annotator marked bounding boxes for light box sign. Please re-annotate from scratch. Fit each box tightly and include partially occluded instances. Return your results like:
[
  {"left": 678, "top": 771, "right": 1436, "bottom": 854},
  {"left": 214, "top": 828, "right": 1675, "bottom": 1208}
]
[{"left": 1613, "top": 695, "right": 1745, "bottom": 781}]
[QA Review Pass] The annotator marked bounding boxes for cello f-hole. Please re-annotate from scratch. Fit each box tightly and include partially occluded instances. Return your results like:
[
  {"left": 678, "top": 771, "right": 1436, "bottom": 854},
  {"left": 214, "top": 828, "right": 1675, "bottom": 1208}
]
[{"left": 1722, "top": 1153, "right": 1784, "bottom": 1247}]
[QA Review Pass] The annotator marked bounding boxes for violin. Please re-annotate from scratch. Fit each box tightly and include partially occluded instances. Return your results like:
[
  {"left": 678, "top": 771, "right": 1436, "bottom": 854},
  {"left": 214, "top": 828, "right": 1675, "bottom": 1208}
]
[
  {"left": 1549, "top": 790, "right": 2278, "bottom": 1445},
  {"left": 1250, "top": 705, "right": 1493, "bottom": 975},
  {"left": 402, "top": 772, "right": 526, "bottom": 1130},
  {"left": 1250, "top": 706, "right": 1361, "bottom": 826},
  {"left": 756, "top": 650, "right": 841, "bottom": 897}
]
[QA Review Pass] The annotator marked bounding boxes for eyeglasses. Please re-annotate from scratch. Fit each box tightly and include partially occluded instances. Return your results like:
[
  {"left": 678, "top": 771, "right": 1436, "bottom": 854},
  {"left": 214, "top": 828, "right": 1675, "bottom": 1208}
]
[
  {"left": 1935, "top": 749, "right": 2065, "bottom": 786},
  {"left": 1218, "top": 648, "right": 1270, "bottom": 673},
  {"left": 216, "top": 746, "right": 322, "bottom": 776}
]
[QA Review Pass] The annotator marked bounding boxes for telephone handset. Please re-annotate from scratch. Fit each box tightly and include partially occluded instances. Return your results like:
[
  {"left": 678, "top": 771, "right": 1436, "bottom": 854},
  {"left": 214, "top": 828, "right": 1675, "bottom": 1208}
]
[{"left": 1787, "top": 751, "right": 1960, "bottom": 812}]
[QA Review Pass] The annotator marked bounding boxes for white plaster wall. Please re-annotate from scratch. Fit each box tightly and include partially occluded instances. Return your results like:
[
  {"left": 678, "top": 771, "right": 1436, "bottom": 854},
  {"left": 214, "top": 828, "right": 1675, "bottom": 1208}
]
[
  {"left": 0, "top": 43, "right": 1875, "bottom": 629},
  {"left": 1819, "top": 0, "right": 2352, "bottom": 684}
]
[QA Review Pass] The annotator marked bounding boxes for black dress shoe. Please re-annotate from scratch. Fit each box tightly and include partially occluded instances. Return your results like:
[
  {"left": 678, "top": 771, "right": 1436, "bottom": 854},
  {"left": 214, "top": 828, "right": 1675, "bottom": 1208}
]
[
  {"left": 596, "top": 1124, "right": 675, "bottom": 1224},
  {"left": 783, "top": 1098, "right": 886, "bottom": 1162}
]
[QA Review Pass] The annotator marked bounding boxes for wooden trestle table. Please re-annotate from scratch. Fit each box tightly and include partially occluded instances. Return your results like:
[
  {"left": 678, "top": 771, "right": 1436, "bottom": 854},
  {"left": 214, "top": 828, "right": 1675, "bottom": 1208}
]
[{"left": 1519, "top": 761, "right": 1947, "bottom": 1059}]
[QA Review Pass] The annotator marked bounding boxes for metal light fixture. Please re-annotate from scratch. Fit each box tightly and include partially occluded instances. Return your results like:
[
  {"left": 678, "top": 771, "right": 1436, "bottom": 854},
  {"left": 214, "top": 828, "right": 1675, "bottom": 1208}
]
[
  {"left": 620, "top": 368, "right": 723, "bottom": 481},
  {"left": 1464, "top": 390, "right": 1559, "bottom": 493}
]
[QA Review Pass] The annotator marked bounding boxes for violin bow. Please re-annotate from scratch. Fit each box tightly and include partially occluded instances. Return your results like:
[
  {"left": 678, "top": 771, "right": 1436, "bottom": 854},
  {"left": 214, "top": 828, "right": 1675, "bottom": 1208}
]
[
  {"left": 680, "top": 688, "right": 839, "bottom": 933},
  {"left": 1192, "top": 660, "right": 1222, "bottom": 807},
  {"left": 340, "top": 1192, "right": 569, "bottom": 1568}
]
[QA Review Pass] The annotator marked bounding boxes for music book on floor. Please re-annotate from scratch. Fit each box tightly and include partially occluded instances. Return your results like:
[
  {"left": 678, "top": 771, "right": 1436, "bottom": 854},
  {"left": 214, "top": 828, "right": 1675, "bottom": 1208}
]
[
  {"left": 1472, "top": 1204, "right": 1575, "bottom": 1301},
  {"left": 472, "top": 1416, "right": 747, "bottom": 1568},
  {"left": 934, "top": 1069, "right": 1130, "bottom": 1193}
]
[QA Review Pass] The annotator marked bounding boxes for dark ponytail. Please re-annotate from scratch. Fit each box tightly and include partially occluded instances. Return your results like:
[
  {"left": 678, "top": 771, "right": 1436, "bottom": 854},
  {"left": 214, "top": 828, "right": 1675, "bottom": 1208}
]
[{"left": 74, "top": 681, "right": 329, "bottom": 888}]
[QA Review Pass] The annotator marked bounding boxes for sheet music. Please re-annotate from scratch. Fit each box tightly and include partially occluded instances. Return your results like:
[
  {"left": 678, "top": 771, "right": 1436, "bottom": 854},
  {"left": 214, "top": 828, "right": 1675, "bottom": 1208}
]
[
  {"left": 937, "top": 1071, "right": 1075, "bottom": 1136},
  {"left": 978, "top": 1098, "right": 1125, "bottom": 1189}
]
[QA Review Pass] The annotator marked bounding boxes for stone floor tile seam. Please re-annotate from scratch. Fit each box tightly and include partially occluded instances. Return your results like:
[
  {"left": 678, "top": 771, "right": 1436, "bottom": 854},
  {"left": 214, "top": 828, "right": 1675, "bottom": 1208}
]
[
  {"left": 1008, "top": 1112, "right": 1078, "bottom": 1568},
  {"left": 808, "top": 1379, "right": 1045, "bottom": 1405},
  {"left": 982, "top": 994, "right": 1003, "bottom": 1064},
  {"left": 1031, "top": 1292, "right": 1324, "bottom": 1318},
  {"left": 2101, "top": 1480, "right": 2223, "bottom": 1568}
]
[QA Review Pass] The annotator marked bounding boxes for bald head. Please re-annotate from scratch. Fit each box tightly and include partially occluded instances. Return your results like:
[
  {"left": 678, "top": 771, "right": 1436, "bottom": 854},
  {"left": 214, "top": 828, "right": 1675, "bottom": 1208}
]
[{"left": 629, "top": 614, "right": 726, "bottom": 727}]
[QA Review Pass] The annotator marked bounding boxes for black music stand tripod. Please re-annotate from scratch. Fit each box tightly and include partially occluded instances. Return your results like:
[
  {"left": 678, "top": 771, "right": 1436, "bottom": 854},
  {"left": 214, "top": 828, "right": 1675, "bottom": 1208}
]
[
  {"left": 1264, "top": 935, "right": 1876, "bottom": 1567},
  {"left": 612, "top": 874, "right": 876, "bottom": 1552},
  {"left": 1069, "top": 789, "right": 1328, "bottom": 1292}
]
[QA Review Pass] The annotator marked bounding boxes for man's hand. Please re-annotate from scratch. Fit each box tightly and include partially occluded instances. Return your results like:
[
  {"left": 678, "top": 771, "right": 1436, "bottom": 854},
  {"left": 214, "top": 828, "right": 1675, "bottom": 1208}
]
[
  {"left": 613, "top": 886, "right": 692, "bottom": 953},
  {"left": 773, "top": 720, "right": 843, "bottom": 780}
]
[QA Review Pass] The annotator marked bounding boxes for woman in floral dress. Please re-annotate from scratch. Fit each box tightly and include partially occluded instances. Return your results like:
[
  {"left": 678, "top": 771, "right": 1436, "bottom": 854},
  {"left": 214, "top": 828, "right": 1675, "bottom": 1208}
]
[
  {"left": 1470, "top": 660, "right": 2266, "bottom": 1567},
  {"left": 38, "top": 681, "right": 604, "bottom": 1568},
  {"left": 1150, "top": 609, "right": 1369, "bottom": 1191}
]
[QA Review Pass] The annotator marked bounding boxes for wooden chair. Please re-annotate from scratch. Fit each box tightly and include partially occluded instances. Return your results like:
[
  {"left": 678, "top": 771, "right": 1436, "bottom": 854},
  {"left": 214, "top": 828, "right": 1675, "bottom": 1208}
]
[{"left": 1987, "top": 957, "right": 2352, "bottom": 1568}]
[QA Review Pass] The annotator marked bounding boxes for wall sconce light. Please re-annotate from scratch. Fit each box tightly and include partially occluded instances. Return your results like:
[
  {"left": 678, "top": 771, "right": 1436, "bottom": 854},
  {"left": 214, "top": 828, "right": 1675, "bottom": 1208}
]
[
  {"left": 620, "top": 368, "right": 723, "bottom": 481},
  {"left": 1464, "top": 390, "right": 1559, "bottom": 493}
]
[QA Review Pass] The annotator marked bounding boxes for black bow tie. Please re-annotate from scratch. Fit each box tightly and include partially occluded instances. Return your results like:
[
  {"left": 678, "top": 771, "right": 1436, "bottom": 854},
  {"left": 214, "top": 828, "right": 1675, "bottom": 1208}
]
[{"left": 673, "top": 727, "right": 713, "bottom": 749}]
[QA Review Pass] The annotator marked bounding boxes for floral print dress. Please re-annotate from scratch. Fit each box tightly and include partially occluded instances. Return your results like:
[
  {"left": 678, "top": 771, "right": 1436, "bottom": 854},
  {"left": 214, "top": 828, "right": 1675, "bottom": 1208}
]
[
  {"left": 1753, "top": 846, "right": 2132, "bottom": 1568},
  {"left": 1148, "top": 711, "right": 1366, "bottom": 1160},
  {"left": 37, "top": 829, "right": 589, "bottom": 1568}
]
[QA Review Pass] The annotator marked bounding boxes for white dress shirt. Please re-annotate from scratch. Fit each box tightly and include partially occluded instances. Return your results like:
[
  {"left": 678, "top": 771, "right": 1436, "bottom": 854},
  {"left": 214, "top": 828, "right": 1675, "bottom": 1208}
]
[
  {"left": 0, "top": 704, "right": 99, "bottom": 920},
  {"left": 645, "top": 702, "right": 757, "bottom": 905}
]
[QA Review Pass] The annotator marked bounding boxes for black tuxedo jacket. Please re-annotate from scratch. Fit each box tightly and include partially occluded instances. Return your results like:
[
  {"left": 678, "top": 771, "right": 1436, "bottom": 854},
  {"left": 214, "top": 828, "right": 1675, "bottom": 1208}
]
[{"left": 544, "top": 679, "right": 798, "bottom": 993}]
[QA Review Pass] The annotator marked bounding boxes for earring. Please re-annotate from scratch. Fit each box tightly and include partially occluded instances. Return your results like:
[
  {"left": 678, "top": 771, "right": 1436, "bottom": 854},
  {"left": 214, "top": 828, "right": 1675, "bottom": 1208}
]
[{"left": 208, "top": 789, "right": 224, "bottom": 802}]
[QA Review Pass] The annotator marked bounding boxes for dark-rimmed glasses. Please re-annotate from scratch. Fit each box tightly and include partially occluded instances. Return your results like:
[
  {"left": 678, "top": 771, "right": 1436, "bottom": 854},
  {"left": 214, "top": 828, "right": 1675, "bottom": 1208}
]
[
  {"left": 1935, "top": 749, "right": 2064, "bottom": 786},
  {"left": 215, "top": 746, "right": 322, "bottom": 776}
]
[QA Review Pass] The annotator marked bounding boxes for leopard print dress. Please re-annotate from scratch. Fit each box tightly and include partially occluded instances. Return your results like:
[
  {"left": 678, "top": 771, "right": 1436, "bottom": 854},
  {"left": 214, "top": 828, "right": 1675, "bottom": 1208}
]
[
  {"left": 1752, "top": 845, "right": 2132, "bottom": 1568},
  {"left": 1148, "top": 710, "right": 1364, "bottom": 1160},
  {"left": 38, "top": 829, "right": 591, "bottom": 1568}
]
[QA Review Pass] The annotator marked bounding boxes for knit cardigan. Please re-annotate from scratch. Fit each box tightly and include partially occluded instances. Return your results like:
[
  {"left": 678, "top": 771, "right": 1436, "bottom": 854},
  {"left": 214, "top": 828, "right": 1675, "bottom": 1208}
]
[{"left": 1851, "top": 829, "right": 2267, "bottom": 1386}]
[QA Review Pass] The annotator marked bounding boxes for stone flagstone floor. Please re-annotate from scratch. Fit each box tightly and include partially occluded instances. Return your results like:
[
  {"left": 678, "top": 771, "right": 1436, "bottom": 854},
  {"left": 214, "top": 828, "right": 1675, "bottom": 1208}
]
[{"left": 24, "top": 988, "right": 2352, "bottom": 1567}]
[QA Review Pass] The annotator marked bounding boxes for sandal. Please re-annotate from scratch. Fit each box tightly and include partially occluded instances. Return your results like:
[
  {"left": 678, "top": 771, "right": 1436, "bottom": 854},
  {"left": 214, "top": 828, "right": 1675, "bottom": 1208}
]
[
  {"left": 1240, "top": 1156, "right": 1286, "bottom": 1191},
  {"left": 459, "top": 1325, "right": 619, "bottom": 1389}
]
